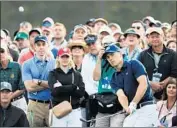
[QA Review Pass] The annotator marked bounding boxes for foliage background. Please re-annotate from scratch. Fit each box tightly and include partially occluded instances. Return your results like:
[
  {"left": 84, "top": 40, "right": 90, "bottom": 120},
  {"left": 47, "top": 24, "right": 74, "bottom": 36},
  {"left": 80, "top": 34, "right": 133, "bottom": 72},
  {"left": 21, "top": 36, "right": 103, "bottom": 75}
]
[{"left": 1, "top": 1, "right": 176, "bottom": 38}]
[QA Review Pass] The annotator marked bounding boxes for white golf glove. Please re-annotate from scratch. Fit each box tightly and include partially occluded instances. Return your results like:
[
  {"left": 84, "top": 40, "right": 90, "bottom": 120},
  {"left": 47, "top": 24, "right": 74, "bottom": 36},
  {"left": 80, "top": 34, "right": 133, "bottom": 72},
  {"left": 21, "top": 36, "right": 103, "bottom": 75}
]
[{"left": 128, "top": 102, "right": 137, "bottom": 114}]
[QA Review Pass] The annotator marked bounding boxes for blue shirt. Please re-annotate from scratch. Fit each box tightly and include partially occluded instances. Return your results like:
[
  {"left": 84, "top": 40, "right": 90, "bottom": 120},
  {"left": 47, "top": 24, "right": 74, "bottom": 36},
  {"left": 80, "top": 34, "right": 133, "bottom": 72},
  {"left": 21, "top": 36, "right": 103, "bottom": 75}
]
[
  {"left": 22, "top": 56, "right": 55, "bottom": 100},
  {"left": 110, "top": 60, "right": 153, "bottom": 106}
]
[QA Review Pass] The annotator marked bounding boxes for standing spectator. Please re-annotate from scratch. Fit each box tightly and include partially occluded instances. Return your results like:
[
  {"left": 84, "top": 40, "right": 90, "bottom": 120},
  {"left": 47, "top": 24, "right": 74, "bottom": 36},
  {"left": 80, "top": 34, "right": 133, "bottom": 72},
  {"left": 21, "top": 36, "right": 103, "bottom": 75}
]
[
  {"left": 98, "top": 26, "right": 112, "bottom": 44},
  {"left": 166, "top": 40, "right": 177, "bottom": 52},
  {"left": 85, "top": 18, "right": 95, "bottom": 28},
  {"left": 68, "top": 40, "right": 86, "bottom": 72},
  {"left": 94, "top": 18, "right": 108, "bottom": 34},
  {"left": 156, "top": 78, "right": 176, "bottom": 127},
  {"left": 142, "top": 16, "right": 155, "bottom": 29},
  {"left": 122, "top": 28, "right": 142, "bottom": 61},
  {"left": 81, "top": 34, "right": 100, "bottom": 126},
  {"left": 22, "top": 35, "right": 55, "bottom": 127},
  {"left": 108, "top": 23, "right": 122, "bottom": 33},
  {"left": 51, "top": 22, "right": 68, "bottom": 50},
  {"left": 0, "top": 82, "right": 29, "bottom": 127},
  {"left": 138, "top": 27, "right": 177, "bottom": 100},
  {"left": 72, "top": 24, "right": 88, "bottom": 41},
  {"left": 19, "top": 21, "right": 32, "bottom": 33},
  {"left": 102, "top": 44, "right": 154, "bottom": 127},
  {"left": 14, "top": 32, "right": 30, "bottom": 52},
  {"left": 48, "top": 47, "right": 85, "bottom": 127},
  {"left": 112, "top": 29, "right": 123, "bottom": 42},
  {"left": 41, "top": 18, "right": 58, "bottom": 58},
  {"left": 118, "top": 34, "right": 127, "bottom": 48},
  {"left": 18, "top": 28, "right": 41, "bottom": 65},
  {"left": 1, "top": 30, "right": 19, "bottom": 61},
  {"left": 82, "top": 34, "right": 100, "bottom": 95},
  {"left": 0, "top": 44, "right": 27, "bottom": 113}
]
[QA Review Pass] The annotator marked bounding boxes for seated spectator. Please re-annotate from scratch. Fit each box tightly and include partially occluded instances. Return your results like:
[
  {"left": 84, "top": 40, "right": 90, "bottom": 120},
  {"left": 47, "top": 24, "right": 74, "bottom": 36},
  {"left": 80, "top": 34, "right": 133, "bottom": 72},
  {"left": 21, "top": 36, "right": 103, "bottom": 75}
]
[
  {"left": 0, "top": 82, "right": 29, "bottom": 127},
  {"left": 48, "top": 47, "right": 85, "bottom": 127},
  {"left": 156, "top": 78, "right": 176, "bottom": 127}
]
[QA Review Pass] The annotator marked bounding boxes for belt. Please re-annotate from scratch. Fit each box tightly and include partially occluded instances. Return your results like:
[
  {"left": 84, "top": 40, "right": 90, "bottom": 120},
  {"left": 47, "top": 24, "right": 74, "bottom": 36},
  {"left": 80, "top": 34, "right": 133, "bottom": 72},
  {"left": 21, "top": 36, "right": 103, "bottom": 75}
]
[
  {"left": 12, "top": 95, "right": 24, "bottom": 102},
  {"left": 139, "top": 100, "right": 156, "bottom": 108},
  {"left": 30, "top": 99, "right": 50, "bottom": 104}
]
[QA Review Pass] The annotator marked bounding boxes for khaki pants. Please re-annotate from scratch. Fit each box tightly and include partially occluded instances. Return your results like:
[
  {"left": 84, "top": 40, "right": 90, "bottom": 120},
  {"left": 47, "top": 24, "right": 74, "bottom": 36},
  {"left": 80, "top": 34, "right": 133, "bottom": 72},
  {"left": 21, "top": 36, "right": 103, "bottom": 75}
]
[{"left": 27, "top": 100, "right": 49, "bottom": 127}]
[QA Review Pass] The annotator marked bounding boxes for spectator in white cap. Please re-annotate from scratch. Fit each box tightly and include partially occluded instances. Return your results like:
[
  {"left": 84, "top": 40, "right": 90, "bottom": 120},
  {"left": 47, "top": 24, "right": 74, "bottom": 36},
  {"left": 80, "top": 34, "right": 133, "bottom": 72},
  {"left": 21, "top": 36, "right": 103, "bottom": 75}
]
[
  {"left": 99, "top": 26, "right": 112, "bottom": 44},
  {"left": 112, "top": 29, "right": 123, "bottom": 42},
  {"left": 94, "top": 18, "right": 108, "bottom": 34},
  {"left": 108, "top": 23, "right": 122, "bottom": 33},
  {"left": 142, "top": 16, "right": 155, "bottom": 29},
  {"left": 19, "top": 21, "right": 32, "bottom": 33},
  {"left": 139, "top": 27, "right": 177, "bottom": 101},
  {"left": 72, "top": 24, "right": 88, "bottom": 41}
]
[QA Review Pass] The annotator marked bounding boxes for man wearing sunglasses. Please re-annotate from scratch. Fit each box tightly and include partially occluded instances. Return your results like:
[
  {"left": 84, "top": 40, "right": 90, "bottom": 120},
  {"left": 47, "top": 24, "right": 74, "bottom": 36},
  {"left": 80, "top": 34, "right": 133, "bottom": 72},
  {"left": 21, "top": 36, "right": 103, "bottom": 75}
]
[
  {"left": 22, "top": 35, "right": 55, "bottom": 127},
  {"left": 81, "top": 34, "right": 100, "bottom": 126}
]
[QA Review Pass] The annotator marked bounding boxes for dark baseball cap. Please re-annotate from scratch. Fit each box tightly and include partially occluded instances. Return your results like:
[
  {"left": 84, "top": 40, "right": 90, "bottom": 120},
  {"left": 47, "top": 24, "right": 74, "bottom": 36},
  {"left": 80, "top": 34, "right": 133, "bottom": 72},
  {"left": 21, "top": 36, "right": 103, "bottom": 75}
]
[
  {"left": 0, "top": 82, "right": 12, "bottom": 91},
  {"left": 29, "top": 28, "right": 41, "bottom": 36},
  {"left": 84, "top": 34, "right": 98, "bottom": 44},
  {"left": 34, "top": 35, "right": 48, "bottom": 43},
  {"left": 102, "top": 44, "right": 121, "bottom": 59}
]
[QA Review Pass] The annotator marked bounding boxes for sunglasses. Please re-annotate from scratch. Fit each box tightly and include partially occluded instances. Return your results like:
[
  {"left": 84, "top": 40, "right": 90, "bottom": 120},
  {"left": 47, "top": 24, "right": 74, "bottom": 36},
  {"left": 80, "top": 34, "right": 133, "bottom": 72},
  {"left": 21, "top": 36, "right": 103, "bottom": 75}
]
[
  {"left": 0, "top": 48, "right": 5, "bottom": 53},
  {"left": 132, "top": 26, "right": 141, "bottom": 30},
  {"left": 71, "top": 46, "right": 83, "bottom": 50},
  {"left": 87, "top": 42, "right": 95, "bottom": 46}
]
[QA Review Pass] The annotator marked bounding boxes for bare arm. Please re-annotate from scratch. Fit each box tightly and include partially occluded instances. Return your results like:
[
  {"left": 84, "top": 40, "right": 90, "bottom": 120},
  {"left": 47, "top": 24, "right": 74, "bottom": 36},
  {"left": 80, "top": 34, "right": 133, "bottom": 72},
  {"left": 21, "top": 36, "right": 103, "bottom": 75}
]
[
  {"left": 132, "top": 75, "right": 147, "bottom": 104},
  {"left": 93, "top": 49, "right": 105, "bottom": 81},
  {"left": 93, "top": 58, "right": 102, "bottom": 81},
  {"left": 116, "top": 89, "right": 129, "bottom": 111},
  {"left": 11, "top": 90, "right": 25, "bottom": 99},
  {"left": 24, "top": 80, "right": 47, "bottom": 92}
]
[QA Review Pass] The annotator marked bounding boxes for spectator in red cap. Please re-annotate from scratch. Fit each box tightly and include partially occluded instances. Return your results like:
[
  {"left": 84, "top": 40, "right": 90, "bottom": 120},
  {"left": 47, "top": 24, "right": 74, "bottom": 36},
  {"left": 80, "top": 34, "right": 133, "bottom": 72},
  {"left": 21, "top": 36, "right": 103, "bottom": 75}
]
[{"left": 48, "top": 47, "right": 85, "bottom": 127}]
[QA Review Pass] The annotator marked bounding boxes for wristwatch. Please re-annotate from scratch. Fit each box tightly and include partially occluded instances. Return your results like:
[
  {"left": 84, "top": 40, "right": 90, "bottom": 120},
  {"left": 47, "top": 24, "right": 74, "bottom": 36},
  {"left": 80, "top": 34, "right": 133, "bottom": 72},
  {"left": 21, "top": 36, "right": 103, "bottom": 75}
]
[{"left": 38, "top": 80, "right": 42, "bottom": 85}]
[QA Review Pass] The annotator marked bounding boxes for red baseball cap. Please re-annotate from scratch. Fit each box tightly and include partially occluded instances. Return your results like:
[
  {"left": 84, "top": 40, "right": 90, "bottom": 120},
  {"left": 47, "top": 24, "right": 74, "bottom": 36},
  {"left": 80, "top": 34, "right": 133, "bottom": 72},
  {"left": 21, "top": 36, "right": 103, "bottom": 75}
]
[{"left": 58, "top": 47, "right": 71, "bottom": 57}]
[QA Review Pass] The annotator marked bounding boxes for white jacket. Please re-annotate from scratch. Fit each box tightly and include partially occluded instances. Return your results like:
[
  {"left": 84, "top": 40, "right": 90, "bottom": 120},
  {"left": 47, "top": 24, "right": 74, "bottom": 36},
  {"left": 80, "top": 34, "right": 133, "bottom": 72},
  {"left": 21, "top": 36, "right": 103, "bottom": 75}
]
[{"left": 81, "top": 54, "right": 98, "bottom": 95}]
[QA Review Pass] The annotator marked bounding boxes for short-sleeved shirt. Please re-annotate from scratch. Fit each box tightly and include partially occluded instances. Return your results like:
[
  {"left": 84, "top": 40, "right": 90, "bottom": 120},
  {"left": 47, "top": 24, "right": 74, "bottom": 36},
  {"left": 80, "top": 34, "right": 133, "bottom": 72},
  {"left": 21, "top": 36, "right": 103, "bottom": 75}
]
[
  {"left": 22, "top": 55, "right": 55, "bottom": 101},
  {"left": 0, "top": 61, "right": 24, "bottom": 92},
  {"left": 110, "top": 60, "right": 153, "bottom": 107},
  {"left": 98, "top": 59, "right": 115, "bottom": 93},
  {"left": 18, "top": 49, "right": 34, "bottom": 65}
]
